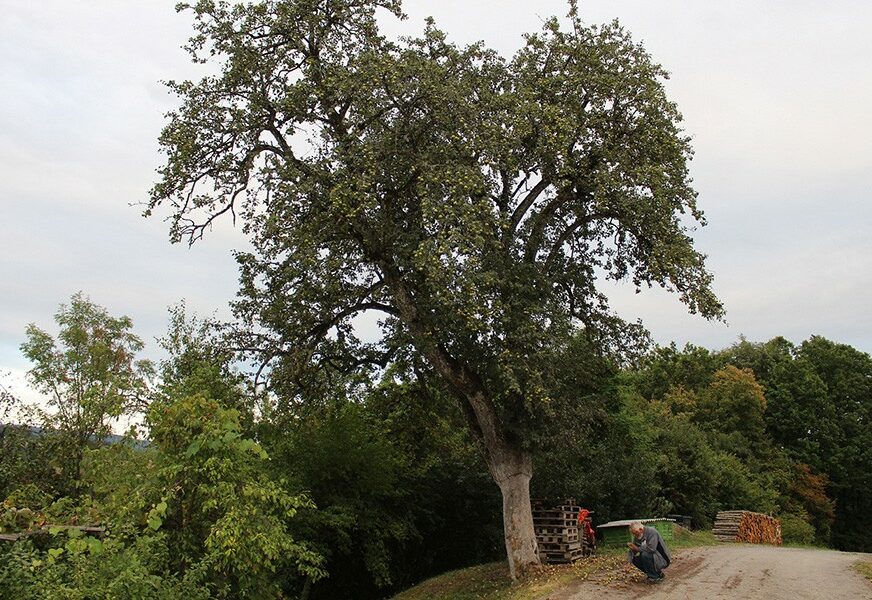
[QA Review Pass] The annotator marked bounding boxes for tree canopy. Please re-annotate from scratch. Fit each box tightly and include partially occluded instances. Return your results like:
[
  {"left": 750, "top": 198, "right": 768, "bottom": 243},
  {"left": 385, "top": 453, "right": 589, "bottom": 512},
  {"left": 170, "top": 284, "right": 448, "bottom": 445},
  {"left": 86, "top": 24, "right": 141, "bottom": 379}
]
[{"left": 148, "top": 0, "right": 722, "bottom": 577}]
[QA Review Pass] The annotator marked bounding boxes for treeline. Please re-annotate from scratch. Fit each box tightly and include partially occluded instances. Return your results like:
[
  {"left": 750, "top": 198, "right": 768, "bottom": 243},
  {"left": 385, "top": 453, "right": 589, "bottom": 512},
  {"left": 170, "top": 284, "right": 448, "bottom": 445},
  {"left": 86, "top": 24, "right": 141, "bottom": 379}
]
[
  {"left": 0, "top": 297, "right": 503, "bottom": 599},
  {"left": 1, "top": 296, "right": 870, "bottom": 599},
  {"left": 534, "top": 336, "right": 872, "bottom": 552}
]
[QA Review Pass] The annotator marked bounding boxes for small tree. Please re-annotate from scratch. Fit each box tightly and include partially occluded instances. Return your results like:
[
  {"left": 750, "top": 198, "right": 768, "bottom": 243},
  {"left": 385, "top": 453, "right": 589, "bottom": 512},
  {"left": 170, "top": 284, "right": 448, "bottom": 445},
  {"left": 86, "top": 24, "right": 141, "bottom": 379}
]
[
  {"left": 144, "top": 394, "right": 325, "bottom": 597},
  {"left": 154, "top": 304, "right": 250, "bottom": 417},
  {"left": 20, "top": 293, "right": 153, "bottom": 482},
  {"left": 149, "top": 0, "right": 723, "bottom": 577}
]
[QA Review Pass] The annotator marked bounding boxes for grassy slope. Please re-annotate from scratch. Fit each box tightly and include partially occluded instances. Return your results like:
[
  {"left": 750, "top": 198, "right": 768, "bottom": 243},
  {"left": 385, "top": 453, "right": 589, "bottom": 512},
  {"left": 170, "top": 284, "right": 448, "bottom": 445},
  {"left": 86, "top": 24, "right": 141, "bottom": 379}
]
[
  {"left": 391, "top": 528, "right": 715, "bottom": 600},
  {"left": 853, "top": 560, "right": 872, "bottom": 583}
]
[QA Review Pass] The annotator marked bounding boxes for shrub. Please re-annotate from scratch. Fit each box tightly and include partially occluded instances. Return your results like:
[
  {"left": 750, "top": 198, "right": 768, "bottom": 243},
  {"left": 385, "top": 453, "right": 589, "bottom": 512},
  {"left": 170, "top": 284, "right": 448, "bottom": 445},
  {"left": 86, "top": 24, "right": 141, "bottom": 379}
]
[{"left": 780, "top": 512, "right": 816, "bottom": 545}]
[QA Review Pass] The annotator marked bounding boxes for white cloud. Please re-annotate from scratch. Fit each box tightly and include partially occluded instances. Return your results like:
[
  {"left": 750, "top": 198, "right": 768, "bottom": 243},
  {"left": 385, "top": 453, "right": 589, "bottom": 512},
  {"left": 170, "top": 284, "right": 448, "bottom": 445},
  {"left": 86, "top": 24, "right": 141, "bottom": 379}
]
[{"left": 1, "top": 0, "right": 871, "bottom": 384}]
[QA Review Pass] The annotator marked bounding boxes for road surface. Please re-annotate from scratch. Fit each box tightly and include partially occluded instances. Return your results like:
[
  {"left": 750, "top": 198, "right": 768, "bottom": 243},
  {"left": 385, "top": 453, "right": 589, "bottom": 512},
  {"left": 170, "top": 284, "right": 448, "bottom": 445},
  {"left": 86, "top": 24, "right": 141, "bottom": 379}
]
[{"left": 548, "top": 544, "right": 872, "bottom": 600}]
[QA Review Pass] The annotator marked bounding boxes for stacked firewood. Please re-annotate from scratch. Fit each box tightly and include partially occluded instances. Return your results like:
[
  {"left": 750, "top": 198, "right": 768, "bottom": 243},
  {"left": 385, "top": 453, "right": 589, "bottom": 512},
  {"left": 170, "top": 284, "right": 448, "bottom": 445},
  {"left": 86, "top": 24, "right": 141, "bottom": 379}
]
[{"left": 712, "top": 510, "right": 782, "bottom": 545}]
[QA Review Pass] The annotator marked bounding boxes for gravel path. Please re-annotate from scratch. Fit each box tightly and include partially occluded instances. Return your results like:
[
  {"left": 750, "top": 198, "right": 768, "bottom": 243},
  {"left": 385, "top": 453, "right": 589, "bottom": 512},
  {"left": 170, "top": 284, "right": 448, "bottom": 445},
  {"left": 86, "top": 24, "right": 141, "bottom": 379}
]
[{"left": 549, "top": 544, "right": 872, "bottom": 600}]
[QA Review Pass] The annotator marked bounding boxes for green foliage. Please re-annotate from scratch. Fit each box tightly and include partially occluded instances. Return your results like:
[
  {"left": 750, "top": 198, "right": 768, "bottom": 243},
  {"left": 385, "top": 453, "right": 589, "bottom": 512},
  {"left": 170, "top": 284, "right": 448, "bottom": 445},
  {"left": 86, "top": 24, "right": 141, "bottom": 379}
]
[
  {"left": 0, "top": 390, "right": 68, "bottom": 501},
  {"left": 143, "top": 394, "right": 325, "bottom": 596},
  {"left": 722, "top": 338, "right": 835, "bottom": 469},
  {"left": 366, "top": 379, "right": 504, "bottom": 588},
  {"left": 779, "top": 513, "right": 816, "bottom": 546},
  {"left": 711, "top": 453, "right": 777, "bottom": 515},
  {"left": 4, "top": 485, "right": 52, "bottom": 514},
  {"left": 5, "top": 319, "right": 872, "bottom": 596},
  {"left": 260, "top": 381, "right": 502, "bottom": 599},
  {"left": 648, "top": 408, "right": 718, "bottom": 527},
  {"left": 154, "top": 304, "right": 250, "bottom": 422},
  {"left": 713, "top": 336, "right": 871, "bottom": 551},
  {"left": 80, "top": 442, "right": 156, "bottom": 528},
  {"left": 694, "top": 366, "right": 769, "bottom": 460},
  {"left": 1, "top": 391, "right": 325, "bottom": 599},
  {"left": 533, "top": 385, "right": 663, "bottom": 523},
  {"left": 535, "top": 364, "right": 780, "bottom": 531},
  {"left": 620, "top": 337, "right": 872, "bottom": 550},
  {"left": 1, "top": 503, "right": 39, "bottom": 534},
  {"left": 0, "top": 535, "right": 212, "bottom": 600},
  {"left": 794, "top": 337, "right": 872, "bottom": 551},
  {"left": 18, "top": 293, "right": 154, "bottom": 484},
  {"left": 631, "top": 344, "right": 718, "bottom": 400},
  {"left": 20, "top": 292, "right": 153, "bottom": 435},
  {"left": 0, "top": 422, "right": 96, "bottom": 506},
  {"left": 778, "top": 463, "right": 835, "bottom": 545},
  {"left": 279, "top": 400, "right": 414, "bottom": 589}
]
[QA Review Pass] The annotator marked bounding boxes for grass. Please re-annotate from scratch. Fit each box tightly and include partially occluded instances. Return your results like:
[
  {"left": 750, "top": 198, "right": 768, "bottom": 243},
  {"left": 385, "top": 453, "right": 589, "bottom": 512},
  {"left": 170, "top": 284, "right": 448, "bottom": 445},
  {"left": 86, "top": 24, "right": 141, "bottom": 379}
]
[
  {"left": 853, "top": 559, "right": 872, "bottom": 583},
  {"left": 389, "top": 555, "right": 626, "bottom": 600},
  {"left": 670, "top": 527, "right": 716, "bottom": 549},
  {"left": 391, "top": 527, "right": 717, "bottom": 600},
  {"left": 781, "top": 542, "right": 831, "bottom": 550}
]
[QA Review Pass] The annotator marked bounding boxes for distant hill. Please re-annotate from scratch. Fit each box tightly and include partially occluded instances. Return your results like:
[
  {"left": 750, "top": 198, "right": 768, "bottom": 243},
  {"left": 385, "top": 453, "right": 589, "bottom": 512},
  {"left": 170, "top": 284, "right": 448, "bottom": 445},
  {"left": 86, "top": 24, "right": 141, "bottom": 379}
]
[{"left": 0, "top": 423, "right": 149, "bottom": 448}]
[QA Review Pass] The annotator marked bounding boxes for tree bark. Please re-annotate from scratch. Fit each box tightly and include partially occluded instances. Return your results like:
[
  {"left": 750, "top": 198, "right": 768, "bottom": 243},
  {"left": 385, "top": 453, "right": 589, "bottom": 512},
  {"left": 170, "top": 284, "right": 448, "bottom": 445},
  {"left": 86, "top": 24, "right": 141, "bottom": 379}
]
[
  {"left": 489, "top": 445, "right": 540, "bottom": 580},
  {"left": 300, "top": 575, "right": 312, "bottom": 600}
]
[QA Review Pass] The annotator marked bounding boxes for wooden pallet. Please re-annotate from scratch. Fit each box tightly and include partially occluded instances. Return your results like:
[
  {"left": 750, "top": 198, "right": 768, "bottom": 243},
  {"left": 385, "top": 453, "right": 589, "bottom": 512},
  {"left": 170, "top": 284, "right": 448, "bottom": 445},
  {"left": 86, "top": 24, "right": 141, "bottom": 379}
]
[
  {"left": 541, "top": 547, "right": 585, "bottom": 563},
  {"left": 535, "top": 525, "right": 579, "bottom": 531},
  {"left": 532, "top": 499, "right": 596, "bottom": 564},
  {"left": 533, "top": 509, "right": 580, "bottom": 520},
  {"left": 534, "top": 518, "right": 580, "bottom": 528},
  {"left": 538, "top": 540, "right": 581, "bottom": 551},
  {"left": 537, "top": 532, "right": 579, "bottom": 544}
]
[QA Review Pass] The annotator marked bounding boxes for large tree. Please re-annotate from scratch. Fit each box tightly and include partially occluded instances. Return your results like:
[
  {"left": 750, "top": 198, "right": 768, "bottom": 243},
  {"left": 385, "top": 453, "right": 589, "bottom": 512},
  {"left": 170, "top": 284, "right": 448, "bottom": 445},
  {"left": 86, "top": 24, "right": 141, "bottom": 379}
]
[{"left": 149, "top": 0, "right": 722, "bottom": 577}]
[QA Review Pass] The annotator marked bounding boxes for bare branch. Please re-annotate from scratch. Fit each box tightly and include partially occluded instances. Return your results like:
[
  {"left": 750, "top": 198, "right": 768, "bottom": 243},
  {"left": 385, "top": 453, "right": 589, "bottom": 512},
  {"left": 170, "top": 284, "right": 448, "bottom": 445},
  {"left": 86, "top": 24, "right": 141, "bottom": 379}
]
[
  {"left": 509, "top": 177, "right": 549, "bottom": 234},
  {"left": 543, "top": 210, "right": 619, "bottom": 270},
  {"left": 306, "top": 300, "right": 398, "bottom": 341},
  {"left": 523, "top": 187, "right": 573, "bottom": 262}
]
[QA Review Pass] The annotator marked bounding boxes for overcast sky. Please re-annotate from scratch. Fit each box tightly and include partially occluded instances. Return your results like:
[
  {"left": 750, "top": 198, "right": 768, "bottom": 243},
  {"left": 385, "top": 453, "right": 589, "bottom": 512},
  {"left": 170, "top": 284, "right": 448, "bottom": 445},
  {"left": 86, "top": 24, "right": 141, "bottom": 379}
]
[{"left": 2, "top": 0, "right": 871, "bottom": 402}]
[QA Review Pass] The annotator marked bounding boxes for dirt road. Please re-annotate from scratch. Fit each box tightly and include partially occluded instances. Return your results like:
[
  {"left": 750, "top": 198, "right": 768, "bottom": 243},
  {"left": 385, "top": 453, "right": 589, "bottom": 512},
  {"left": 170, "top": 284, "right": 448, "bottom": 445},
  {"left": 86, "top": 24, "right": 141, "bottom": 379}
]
[{"left": 549, "top": 545, "right": 872, "bottom": 600}]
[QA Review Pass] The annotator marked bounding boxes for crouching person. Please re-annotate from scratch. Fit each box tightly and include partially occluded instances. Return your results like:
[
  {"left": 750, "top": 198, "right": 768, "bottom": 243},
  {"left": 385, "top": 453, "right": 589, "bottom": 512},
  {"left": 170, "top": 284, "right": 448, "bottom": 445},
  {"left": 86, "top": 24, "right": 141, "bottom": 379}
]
[{"left": 627, "top": 521, "right": 671, "bottom": 583}]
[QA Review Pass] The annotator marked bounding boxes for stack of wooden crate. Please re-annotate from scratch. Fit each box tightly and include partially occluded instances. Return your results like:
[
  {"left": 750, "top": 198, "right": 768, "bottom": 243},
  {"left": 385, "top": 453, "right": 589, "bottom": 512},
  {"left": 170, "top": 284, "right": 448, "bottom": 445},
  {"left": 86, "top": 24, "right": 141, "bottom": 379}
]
[{"left": 532, "top": 500, "right": 590, "bottom": 563}]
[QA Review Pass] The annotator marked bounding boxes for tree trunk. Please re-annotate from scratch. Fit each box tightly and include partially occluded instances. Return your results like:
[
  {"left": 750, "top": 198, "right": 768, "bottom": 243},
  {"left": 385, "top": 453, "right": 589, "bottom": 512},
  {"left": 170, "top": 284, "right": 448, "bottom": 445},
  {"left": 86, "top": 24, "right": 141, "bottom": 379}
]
[
  {"left": 489, "top": 445, "right": 540, "bottom": 580},
  {"left": 381, "top": 270, "right": 541, "bottom": 578}
]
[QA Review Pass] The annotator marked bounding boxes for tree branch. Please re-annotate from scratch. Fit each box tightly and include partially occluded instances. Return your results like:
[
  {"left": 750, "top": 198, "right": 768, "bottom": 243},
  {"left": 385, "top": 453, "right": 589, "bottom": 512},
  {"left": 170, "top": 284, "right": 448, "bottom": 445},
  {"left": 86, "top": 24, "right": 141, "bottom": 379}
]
[
  {"left": 509, "top": 177, "right": 549, "bottom": 234},
  {"left": 378, "top": 260, "right": 508, "bottom": 456},
  {"left": 523, "top": 187, "right": 573, "bottom": 262},
  {"left": 543, "top": 210, "right": 619, "bottom": 270},
  {"left": 305, "top": 300, "right": 399, "bottom": 341}
]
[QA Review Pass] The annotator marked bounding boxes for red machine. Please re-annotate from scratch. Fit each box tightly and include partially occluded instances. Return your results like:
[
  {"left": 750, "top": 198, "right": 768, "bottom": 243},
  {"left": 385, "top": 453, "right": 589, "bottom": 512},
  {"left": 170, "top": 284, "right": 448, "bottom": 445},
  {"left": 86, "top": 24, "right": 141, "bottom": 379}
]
[{"left": 577, "top": 508, "right": 597, "bottom": 555}]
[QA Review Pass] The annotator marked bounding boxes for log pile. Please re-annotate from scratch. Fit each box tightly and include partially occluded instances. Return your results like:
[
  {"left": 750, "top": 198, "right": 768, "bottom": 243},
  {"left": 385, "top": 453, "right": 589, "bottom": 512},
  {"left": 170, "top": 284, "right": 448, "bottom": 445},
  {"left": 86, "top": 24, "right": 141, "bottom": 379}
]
[{"left": 712, "top": 510, "right": 782, "bottom": 545}]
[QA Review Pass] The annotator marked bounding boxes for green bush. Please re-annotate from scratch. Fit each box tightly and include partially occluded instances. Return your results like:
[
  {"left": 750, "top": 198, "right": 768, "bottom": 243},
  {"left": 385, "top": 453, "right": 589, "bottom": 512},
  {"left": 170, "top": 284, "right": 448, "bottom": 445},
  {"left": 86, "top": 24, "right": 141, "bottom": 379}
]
[
  {"left": 0, "top": 535, "right": 212, "bottom": 600},
  {"left": 1, "top": 394, "right": 325, "bottom": 600},
  {"left": 4, "top": 484, "right": 52, "bottom": 513},
  {"left": 780, "top": 512, "right": 816, "bottom": 545}
]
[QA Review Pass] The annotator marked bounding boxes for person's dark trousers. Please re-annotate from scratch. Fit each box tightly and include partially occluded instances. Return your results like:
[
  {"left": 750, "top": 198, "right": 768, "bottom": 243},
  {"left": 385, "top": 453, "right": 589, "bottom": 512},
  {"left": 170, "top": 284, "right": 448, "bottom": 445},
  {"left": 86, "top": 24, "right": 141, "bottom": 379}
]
[{"left": 631, "top": 552, "right": 661, "bottom": 579}]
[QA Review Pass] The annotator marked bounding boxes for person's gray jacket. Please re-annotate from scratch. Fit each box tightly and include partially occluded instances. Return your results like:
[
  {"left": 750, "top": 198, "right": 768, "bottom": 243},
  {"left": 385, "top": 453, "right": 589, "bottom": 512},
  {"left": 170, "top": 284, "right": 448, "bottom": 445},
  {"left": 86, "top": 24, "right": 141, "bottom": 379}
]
[{"left": 627, "top": 525, "right": 672, "bottom": 570}]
